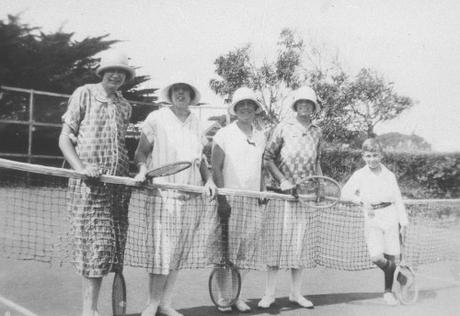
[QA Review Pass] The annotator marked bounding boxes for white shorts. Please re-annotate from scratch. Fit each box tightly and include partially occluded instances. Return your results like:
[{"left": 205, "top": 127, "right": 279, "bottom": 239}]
[{"left": 364, "top": 214, "right": 400, "bottom": 258}]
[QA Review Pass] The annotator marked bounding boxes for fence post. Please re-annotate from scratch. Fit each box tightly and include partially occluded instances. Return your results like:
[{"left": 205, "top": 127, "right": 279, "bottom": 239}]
[{"left": 28, "top": 89, "right": 34, "bottom": 164}]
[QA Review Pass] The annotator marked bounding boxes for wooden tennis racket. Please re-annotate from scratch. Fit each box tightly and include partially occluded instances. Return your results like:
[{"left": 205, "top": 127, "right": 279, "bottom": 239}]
[
  {"left": 268, "top": 175, "right": 341, "bottom": 209},
  {"left": 112, "top": 269, "right": 127, "bottom": 316},
  {"left": 208, "top": 214, "right": 242, "bottom": 309},
  {"left": 111, "top": 230, "right": 127, "bottom": 316},
  {"left": 394, "top": 230, "right": 418, "bottom": 305},
  {"left": 145, "top": 161, "right": 192, "bottom": 180}
]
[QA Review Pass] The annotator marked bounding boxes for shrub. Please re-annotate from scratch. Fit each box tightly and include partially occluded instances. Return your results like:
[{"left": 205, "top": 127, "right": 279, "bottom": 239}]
[{"left": 322, "top": 149, "right": 460, "bottom": 199}]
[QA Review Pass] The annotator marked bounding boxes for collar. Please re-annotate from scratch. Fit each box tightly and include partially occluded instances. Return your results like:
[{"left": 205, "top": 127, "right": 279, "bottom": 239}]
[
  {"left": 364, "top": 163, "right": 389, "bottom": 176},
  {"left": 164, "top": 106, "right": 194, "bottom": 125},
  {"left": 285, "top": 118, "right": 318, "bottom": 130},
  {"left": 94, "top": 83, "right": 123, "bottom": 103}
]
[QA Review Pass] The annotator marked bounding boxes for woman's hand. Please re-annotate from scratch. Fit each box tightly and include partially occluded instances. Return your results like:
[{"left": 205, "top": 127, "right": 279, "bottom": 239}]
[
  {"left": 80, "top": 164, "right": 102, "bottom": 179},
  {"left": 280, "top": 179, "right": 295, "bottom": 192},
  {"left": 134, "top": 162, "right": 148, "bottom": 183},
  {"left": 203, "top": 178, "right": 217, "bottom": 199}
]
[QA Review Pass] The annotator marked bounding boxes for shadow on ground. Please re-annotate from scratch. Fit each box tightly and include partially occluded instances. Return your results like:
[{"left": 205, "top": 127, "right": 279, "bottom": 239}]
[{"left": 124, "top": 287, "right": 448, "bottom": 316}]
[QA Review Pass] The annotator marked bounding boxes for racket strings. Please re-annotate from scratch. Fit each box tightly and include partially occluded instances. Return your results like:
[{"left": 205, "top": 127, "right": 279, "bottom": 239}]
[
  {"left": 146, "top": 161, "right": 191, "bottom": 178},
  {"left": 209, "top": 267, "right": 241, "bottom": 307},
  {"left": 112, "top": 273, "right": 127, "bottom": 315}
]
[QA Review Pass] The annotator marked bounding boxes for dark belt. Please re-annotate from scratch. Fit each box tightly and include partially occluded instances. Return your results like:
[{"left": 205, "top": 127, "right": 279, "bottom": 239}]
[{"left": 370, "top": 202, "right": 392, "bottom": 210}]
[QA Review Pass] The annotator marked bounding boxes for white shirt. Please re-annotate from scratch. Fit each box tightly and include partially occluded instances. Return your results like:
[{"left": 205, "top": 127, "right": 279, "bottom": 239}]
[
  {"left": 341, "top": 164, "right": 408, "bottom": 226},
  {"left": 213, "top": 122, "right": 266, "bottom": 191},
  {"left": 141, "top": 107, "right": 207, "bottom": 185}
]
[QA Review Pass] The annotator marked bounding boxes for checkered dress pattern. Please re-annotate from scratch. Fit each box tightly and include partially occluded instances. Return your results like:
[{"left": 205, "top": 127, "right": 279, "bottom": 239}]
[
  {"left": 62, "top": 83, "right": 131, "bottom": 277},
  {"left": 262, "top": 119, "right": 322, "bottom": 268}
]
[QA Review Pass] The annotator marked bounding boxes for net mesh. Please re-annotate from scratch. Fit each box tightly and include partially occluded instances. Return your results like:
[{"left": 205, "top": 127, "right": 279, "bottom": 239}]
[{"left": 0, "top": 159, "right": 459, "bottom": 272}]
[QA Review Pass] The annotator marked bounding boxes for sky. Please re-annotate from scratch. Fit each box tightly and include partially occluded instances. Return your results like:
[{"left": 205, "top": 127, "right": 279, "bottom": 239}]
[{"left": 2, "top": 0, "right": 460, "bottom": 152}]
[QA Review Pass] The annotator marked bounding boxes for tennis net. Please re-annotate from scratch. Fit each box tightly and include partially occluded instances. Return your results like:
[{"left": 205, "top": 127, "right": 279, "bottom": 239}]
[{"left": 0, "top": 158, "right": 459, "bottom": 272}]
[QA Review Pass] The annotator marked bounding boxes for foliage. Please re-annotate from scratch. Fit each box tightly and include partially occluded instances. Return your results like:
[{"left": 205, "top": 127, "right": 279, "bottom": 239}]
[
  {"left": 346, "top": 68, "right": 414, "bottom": 136},
  {"left": 322, "top": 149, "right": 460, "bottom": 199},
  {"left": 0, "top": 15, "right": 156, "bottom": 102},
  {"left": 209, "top": 28, "right": 415, "bottom": 145},
  {"left": 377, "top": 132, "right": 431, "bottom": 152}
]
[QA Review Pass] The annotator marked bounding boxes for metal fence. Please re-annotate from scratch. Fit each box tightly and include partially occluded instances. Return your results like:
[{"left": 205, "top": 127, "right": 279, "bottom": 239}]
[{"left": 0, "top": 85, "right": 227, "bottom": 166}]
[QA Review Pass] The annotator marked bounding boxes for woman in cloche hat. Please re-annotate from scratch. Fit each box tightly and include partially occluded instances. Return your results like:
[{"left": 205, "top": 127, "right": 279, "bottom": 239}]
[
  {"left": 134, "top": 79, "right": 216, "bottom": 316},
  {"left": 59, "top": 50, "right": 135, "bottom": 316}
]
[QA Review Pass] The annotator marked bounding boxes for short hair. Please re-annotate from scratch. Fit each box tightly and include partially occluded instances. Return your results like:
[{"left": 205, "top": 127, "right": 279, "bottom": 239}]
[
  {"left": 168, "top": 83, "right": 196, "bottom": 103},
  {"left": 361, "top": 138, "right": 383, "bottom": 153}
]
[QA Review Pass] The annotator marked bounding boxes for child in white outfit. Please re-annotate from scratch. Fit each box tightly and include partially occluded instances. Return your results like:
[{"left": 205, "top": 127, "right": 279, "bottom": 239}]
[{"left": 341, "top": 138, "right": 408, "bottom": 305}]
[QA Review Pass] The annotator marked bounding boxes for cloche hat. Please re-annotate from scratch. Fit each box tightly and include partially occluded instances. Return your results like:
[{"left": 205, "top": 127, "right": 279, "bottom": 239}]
[{"left": 229, "top": 87, "right": 263, "bottom": 116}]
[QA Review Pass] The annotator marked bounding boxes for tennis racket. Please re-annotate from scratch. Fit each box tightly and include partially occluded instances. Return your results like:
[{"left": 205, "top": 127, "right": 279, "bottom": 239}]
[
  {"left": 111, "top": 214, "right": 127, "bottom": 316},
  {"left": 394, "top": 230, "right": 418, "bottom": 305},
  {"left": 112, "top": 270, "right": 127, "bottom": 316},
  {"left": 268, "top": 175, "right": 341, "bottom": 209},
  {"left": 208, "top": 214, "right": 242, "bottom": 309},
  {"left": 145, "top": 161, "right": 192, "bottom": 179}
]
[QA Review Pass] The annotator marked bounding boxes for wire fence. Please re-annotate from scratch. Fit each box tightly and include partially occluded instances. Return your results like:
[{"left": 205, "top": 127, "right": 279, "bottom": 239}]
[{"left": 0, "top": 85, "right": 228, "bottom": 166}]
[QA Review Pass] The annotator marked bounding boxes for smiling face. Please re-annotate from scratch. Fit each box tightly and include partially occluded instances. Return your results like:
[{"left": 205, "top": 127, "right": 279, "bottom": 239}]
[
  {"left": 234, "top": 99, "right": 258, "bottom": 123},
  {"left": 101, "top": 68, "right": 127, "bottom": 91},
  {"left": 170, "top": 83, "right": 194, "bottom": 107},
  {"left": 362, "top": 151, "right": 382, "bottom": 170}
]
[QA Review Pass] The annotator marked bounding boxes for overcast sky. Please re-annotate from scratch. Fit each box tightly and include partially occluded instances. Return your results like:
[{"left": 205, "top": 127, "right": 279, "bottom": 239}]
[{"left": 2, "top": 0, "right": 460, "bottom": 151}]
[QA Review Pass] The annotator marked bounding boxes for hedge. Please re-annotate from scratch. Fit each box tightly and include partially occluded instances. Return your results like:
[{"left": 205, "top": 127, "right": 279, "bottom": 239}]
[
  {"left": 321, "top": 149, "right": 460, "bottom": 199},
  {"left": 203, "top": 144, "right": 459, "bottom": 199}
]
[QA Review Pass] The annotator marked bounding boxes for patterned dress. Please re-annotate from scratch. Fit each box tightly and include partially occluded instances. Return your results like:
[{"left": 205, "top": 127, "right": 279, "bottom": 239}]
[
  {"left": 262, "top": 119, "right": 322, "bottom": 269},
  {"left": 62, "top": 83, "right": 131, "bottom": 277}
]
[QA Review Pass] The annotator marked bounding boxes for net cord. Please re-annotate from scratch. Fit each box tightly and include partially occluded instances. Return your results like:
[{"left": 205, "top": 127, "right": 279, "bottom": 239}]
[{"left": 1, "top": 158, "right": 459, "bottom": 205}]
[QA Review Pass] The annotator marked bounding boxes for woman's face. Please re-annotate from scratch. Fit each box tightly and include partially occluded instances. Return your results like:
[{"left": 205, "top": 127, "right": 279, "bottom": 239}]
[
  {"left": 295, "top": 100, "right": 315, "bottom": 118},
  {"left": 170, "top": 84, "right": 193, "bottom": 107},
  {"left": 234, "top": 100, "right": 258, "bottom": 122},
  {"left": 101, "top": 68, "right": 127, "bottom": 91}
]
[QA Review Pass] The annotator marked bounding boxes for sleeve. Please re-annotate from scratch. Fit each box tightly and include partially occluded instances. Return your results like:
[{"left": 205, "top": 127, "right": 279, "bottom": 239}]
[
  {"left": 141, "top": 112, "right": 157, "bottom": 144},
  {"left": 391, "top": 173, "right": 409, "bottom": 226},
  {"left": 341, "top": 171, "right": 361, "bottom": 204},
  {"left": 61, "top": 86, "right": 88, "bottom": 134},
  {"left": 212, "top": 127, "right": 226, "bottom": 152},
  {"left": 199, "top": 121, "right": 209, "bottom": 147},
  {"left": 263, "top": 124, "right": 284, "bottom": 165}
]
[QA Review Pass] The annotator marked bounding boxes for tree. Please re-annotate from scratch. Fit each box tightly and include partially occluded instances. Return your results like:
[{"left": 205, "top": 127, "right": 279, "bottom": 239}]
[
  {"left": 209, "top": 28, "right": 414, "bottom": 146},
  {"left": 210, "top": 29, "right": 305, "bottom": 124},
  {"left": 0, "top": 15, "right": 156, "bottom": 102},
  {"left": 377, "top": 132, "right": 431, "bottom": 152},
  {"left": 346, "top": 68, "right": 414, "bottom": 137}
]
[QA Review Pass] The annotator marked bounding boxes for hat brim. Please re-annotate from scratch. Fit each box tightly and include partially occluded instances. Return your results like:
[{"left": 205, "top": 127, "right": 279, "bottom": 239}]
[
  {"left": 96, "top": 64, "right": 135, "bottom": 82},
  {"left": 229, "top": 98, "right": 264, "bottom": 116},
  {"left": 290, "top": 98, "right": 321, "bottom": 113},
  {"left": 161, "top": 82, "right": 201, "bottom": 106}
]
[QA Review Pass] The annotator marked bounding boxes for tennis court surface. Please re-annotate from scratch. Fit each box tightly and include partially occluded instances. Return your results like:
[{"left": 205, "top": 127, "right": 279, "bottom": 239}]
[{"left": 1, "top": 158, "right": 459, "bottom": 315}]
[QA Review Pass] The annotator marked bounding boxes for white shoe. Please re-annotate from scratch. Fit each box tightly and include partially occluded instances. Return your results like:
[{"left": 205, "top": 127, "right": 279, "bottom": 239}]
[
  {"left": 383, "top": 292, "right": 399, "bottom": 306},
  {"left": 233, "top": 299, "right": 251, "bottom": 312},
  {"left": 216, "top": 298, "right": 232, "bottom": 313},
  {"left": 258, "top": 295, "right": 275, "bottom": 308},
  {"left": 289, "top": 293, "right": 314, "bottom": 309},
  {"left": 158, "top": 305, "right": 184, "bottom": 316},
  {"left": 141, "top": 302, "right": 159, "bottom": 316}
]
